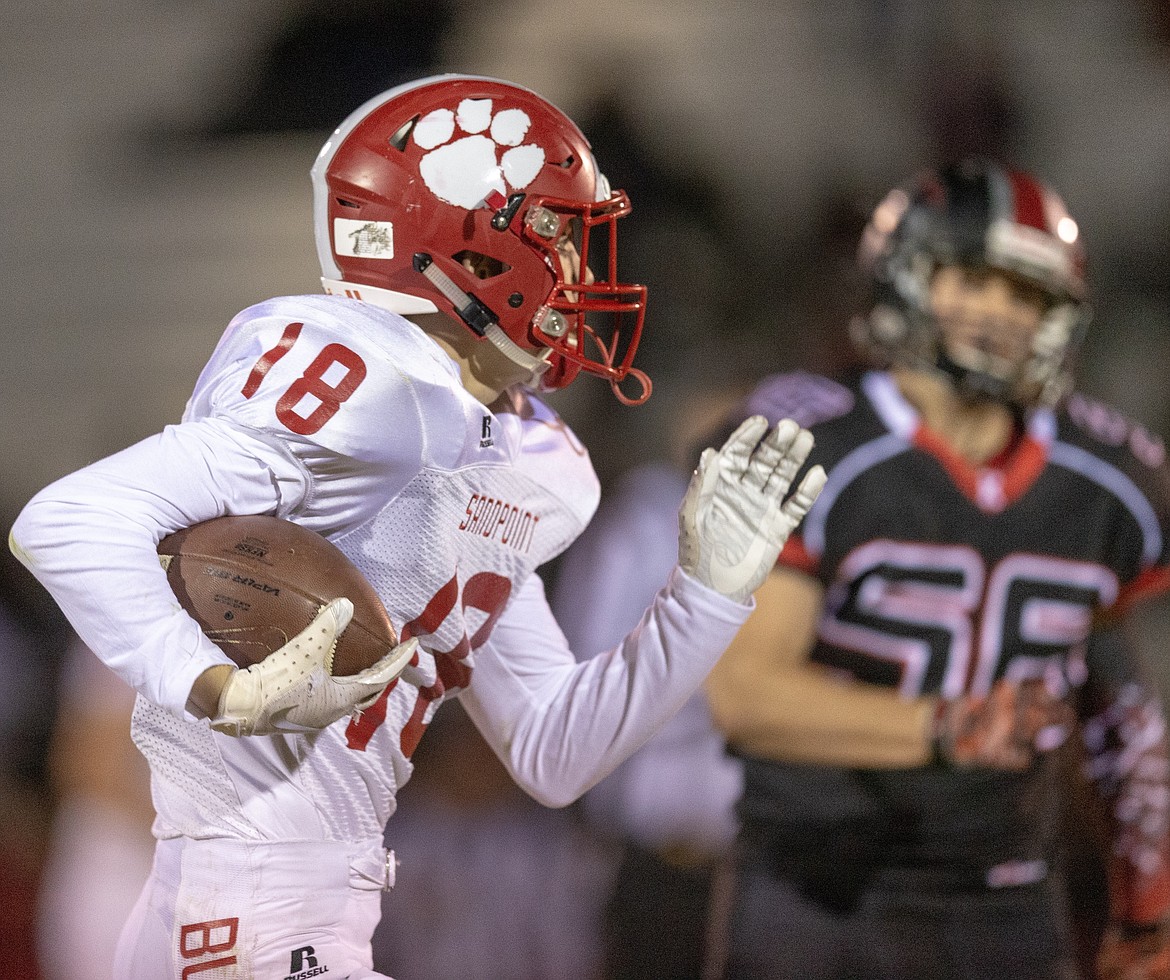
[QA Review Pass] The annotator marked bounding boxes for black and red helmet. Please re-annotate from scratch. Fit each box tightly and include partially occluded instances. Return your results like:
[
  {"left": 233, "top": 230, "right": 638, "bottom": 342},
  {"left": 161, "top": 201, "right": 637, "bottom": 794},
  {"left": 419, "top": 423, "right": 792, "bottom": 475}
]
[
  {"left": 311, "top": 74, "right": 650, "bottom": 404},
  {"left": 854, "top": 158, "right": 1090, "bottom": 407}
]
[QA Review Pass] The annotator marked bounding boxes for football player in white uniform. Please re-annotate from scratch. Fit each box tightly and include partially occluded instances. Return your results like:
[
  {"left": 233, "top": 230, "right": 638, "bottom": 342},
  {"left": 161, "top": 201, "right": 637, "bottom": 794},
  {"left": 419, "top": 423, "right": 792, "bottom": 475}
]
[{"left": 9, "top": 75, "right": 825, "bottom": 980}]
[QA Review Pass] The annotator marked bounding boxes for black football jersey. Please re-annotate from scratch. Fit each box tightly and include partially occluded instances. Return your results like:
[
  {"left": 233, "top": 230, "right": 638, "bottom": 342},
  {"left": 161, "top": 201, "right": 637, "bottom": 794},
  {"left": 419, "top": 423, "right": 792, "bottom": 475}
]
[{"left": 734, "top": 369, "right": 1170, "bottom": 875}]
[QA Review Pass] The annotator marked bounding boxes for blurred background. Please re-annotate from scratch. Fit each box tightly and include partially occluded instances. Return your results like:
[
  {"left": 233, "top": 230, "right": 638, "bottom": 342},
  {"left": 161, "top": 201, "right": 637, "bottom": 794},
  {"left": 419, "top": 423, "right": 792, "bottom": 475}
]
[{"left": 1, "top": 1, "right": 1168, "bottom": 977}]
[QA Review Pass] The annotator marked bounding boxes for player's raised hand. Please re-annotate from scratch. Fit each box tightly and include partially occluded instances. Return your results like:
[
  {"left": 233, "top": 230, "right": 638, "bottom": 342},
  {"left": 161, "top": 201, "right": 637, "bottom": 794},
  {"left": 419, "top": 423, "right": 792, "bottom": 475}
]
[
  {"left": 210, "top": 598, "right": 418, "bottom": 736},
  {"left": 678, "top": 415, "right": 827, "bottom": 604}
]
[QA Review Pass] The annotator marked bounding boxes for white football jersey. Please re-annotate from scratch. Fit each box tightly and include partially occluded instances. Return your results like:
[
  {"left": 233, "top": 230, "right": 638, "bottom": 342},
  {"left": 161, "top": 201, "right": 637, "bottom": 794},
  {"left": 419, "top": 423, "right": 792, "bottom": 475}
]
[
  {"left": 12, "top": 294, "right": 751, "bottom": 847},
  {"left": 142, "top": 294, "right": 600, "bottom": 843}
]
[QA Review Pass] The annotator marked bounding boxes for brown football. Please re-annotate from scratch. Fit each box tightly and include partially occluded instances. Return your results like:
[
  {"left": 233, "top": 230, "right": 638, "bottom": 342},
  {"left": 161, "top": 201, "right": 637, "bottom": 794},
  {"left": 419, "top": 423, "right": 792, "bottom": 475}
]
[{"left": 157, "top": 515, "right": 397, "bottom": 677}]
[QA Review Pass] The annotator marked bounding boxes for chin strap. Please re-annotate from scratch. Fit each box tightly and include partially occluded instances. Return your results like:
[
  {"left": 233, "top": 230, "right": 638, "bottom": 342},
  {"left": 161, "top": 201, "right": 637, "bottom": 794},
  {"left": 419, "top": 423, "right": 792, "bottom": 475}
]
[
  {"left": 412, "top": 253, "right": 551, "bottom": 381},
  {"left": 483, "top": 324, "right": 552, "bottom": 381},
  {"left": 934, "top": 348, "right": 1015, "bottom": 405}
]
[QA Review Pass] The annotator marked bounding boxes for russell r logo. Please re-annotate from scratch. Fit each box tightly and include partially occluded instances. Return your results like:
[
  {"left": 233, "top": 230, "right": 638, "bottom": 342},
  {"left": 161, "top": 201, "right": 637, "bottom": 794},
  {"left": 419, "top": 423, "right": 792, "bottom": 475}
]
[
  {"left": 480, "top": 415, "right": 494, "bottom": 448},
  {"left": 286, "top": 944, "right": 329, "bottom": 979}
]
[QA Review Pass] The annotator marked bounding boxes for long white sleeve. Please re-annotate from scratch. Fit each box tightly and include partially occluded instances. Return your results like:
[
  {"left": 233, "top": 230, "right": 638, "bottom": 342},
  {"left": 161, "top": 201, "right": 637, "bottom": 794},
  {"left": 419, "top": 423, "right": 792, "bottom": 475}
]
[
  {"left": 458, "top": 566, "right": 751, "bottom": 808},
  {"left": 9, "top": 419, "right": 302, "bottom": 716}
]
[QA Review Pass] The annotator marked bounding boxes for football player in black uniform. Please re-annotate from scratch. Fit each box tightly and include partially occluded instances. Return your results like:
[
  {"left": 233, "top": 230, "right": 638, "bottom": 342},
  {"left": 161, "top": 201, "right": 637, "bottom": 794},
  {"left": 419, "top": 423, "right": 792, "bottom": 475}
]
[{"left": 705, "top": 158, "right": 1170, "bottom": 980}]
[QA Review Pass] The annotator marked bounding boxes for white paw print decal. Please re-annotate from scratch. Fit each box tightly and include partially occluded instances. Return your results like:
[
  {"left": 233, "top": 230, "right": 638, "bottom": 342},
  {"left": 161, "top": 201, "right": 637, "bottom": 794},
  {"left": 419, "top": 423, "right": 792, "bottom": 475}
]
[{"left": 414, "top": 98, "right": 545, "bottom": 209}]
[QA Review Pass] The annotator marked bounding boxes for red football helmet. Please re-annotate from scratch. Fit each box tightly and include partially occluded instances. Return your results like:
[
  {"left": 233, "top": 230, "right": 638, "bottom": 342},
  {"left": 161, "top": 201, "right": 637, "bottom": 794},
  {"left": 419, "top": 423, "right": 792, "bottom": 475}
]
[
  {"left": 854, "top": 158, "right": 1090, "bottom": 407},
  {"left": 311, "top": 74, "right": 650, "bottom": 404}
]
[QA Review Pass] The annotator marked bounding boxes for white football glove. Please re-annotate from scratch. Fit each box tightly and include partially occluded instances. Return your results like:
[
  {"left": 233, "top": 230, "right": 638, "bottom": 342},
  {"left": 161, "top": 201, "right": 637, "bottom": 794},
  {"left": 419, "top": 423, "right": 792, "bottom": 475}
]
[
  {"left": 210, "top": 597, "right": 419, "bottom": 737},
  {"left": 678, "top": 415, "right": 827, "bottom": 604}
]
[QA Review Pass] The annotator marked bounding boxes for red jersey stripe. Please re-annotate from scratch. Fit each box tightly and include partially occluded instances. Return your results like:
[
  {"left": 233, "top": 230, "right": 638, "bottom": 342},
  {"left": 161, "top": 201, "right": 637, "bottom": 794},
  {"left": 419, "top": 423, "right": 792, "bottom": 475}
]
[
  {"left": 911, "top": 424, "right": 1049, "bottom": 511},
  {"left": 1112, "top": 564, "right": 1170, "bottom": 619},
  {"left": 776, "top": 534, "right": 817, "bottom": 576}
]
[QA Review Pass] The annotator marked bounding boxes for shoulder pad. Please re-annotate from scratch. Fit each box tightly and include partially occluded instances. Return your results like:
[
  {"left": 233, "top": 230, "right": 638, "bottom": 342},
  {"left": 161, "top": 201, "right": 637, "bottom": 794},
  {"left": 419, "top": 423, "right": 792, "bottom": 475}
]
[
  {"left": 1064, "top": 393, "right": 1167, "bottom": 471},
  {"left": 738, "top": 371, "right": 855, "bottom": 430}
]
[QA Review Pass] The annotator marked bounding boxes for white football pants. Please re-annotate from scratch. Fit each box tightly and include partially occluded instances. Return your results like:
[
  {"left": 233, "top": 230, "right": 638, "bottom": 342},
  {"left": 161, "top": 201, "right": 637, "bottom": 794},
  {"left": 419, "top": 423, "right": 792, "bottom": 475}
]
[{"left": 113, "top": 836, "right": 397, "bottom": 979}]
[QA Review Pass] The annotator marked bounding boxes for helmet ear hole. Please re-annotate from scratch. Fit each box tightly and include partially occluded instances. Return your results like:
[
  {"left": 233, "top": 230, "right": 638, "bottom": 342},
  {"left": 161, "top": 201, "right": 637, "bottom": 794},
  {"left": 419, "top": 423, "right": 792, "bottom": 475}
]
[
  {"left": 387, "top": 116, "right": 418, "bottom": 152},
  {"left": 454, "top": 251, "right": 510, "bottom": 280}
]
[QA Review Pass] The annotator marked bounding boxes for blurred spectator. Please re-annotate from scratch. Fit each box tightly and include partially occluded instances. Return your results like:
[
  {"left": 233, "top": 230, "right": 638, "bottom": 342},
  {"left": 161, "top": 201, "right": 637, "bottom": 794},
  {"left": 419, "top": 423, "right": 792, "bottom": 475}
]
[
  {"left": 550, "top": 381, "right": 746, "bottom": 980},
  {"left": 372, "top": 699, "right": 618, "bottom": 980},
  {"left": 36, "top": 638, "right": 153, "bottom": 980},
  {"left": 0, "top": 595, "right": 49, "bottom": 980}
]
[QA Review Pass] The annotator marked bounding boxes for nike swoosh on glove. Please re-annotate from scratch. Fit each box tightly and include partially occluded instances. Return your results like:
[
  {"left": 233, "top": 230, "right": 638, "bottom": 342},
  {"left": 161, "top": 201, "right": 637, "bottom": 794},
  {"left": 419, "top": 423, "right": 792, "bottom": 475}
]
[
  {"left": 678, "top": 415, "right": 827, "bottom": 604},
  {"left": 210, "top": 597, "right": 419, "bottom": 736}
]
